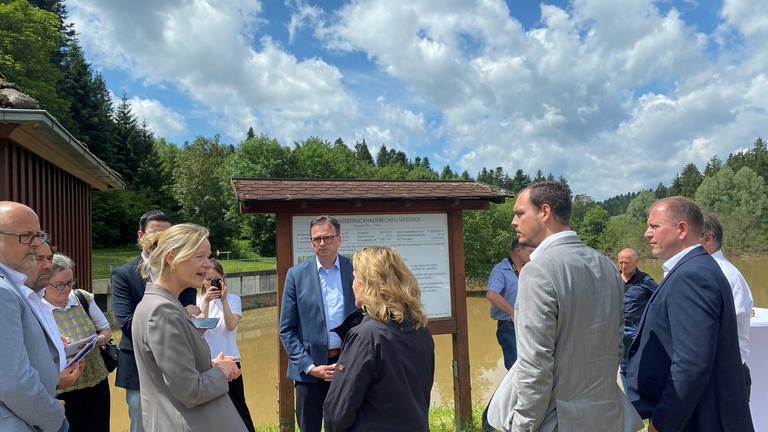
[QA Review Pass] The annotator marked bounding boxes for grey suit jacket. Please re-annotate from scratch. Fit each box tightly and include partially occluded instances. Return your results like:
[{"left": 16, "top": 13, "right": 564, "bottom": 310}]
[
  {"left": 132, "top": 283, "right": 246, "bottom": 432},
  {"left": 0, "top": 267, "right": 65, "bottom": 432},
  {"left": 487, "top": 235, "right": 643, "bottom": 432}
]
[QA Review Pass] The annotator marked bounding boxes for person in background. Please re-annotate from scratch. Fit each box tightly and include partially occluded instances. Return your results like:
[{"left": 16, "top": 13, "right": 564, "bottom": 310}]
[
  {"left": 625, "top": 197, "right": 752, "bottom": 431},
  {"left": 23, "top": 241, "right": 83, "bottom": 390},
  {"left": 700, "top": 212, "right": 755, "bottom": 399},
  {"left": 485, "top": 238, "right": 532, "bottom": 370},
  {"left": 486, "top": 181, "right": 642, "bottom": 432},
  {"left": 279, "top": 215, "right": 356, "bottom": 432},
  {"left": 111, "top": 209, "right": 199, "bottom": 432},
  {"left": 132, "top": 223, "right": 246, "bottom": 431},
  {"left": 616, "top": 247, "right": 657, "bottom": 382},
  {"left": 43, "top": 253, "right": 112, "bottom": 431},
  {"left": 0, "top": 201, "right": 67, "bottom": 431},
  {"left": 323, "top": 246, "right": 434, "bottom": 432},
  {"left": 197, "top": 258, "right": 255, "bottom": 431}
]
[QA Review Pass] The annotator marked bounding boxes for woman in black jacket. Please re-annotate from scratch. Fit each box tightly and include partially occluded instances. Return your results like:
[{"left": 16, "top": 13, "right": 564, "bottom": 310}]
[{"left": 323, "top": 246, "right": 435, "bottom": 432}]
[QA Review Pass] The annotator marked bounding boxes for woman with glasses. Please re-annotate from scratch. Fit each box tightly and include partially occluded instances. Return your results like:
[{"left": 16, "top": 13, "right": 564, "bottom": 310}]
[
  {"left": 133, "top": 224, "right": 247, "bottom": 431},
  {"left": 43, "top": 253, "right": 112, "bottom": 431},
  {"left": 323, "top": 246, "right": 435, "bottom": 432},
  {"left": 196, "top": 258, "right": 255, "bottom": 431}
]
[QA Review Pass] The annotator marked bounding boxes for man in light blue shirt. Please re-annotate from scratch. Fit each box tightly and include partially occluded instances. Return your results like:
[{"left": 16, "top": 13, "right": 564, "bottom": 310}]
[
  {"left": 486, "top": 238, "right": 531, "bottom": 369},
  {"left": 279, "top": 216, "right": 356, "bottom": 432}
]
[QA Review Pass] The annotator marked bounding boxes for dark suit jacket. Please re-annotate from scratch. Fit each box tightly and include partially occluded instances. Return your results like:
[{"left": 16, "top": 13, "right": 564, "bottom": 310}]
[
  {"left": 626, "top": 246, "right": 753, "bottom": 432},
  {"left": 111, "top": 256, "right": 197, "bottom": 390},
  {"left": 279, "top": 255, "right": 355, "bottom": 383}
]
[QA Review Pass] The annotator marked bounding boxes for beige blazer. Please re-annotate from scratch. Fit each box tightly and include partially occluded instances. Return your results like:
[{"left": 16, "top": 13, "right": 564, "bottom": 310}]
[
  {"left": 132, "top": 283, "right": 246, "bottom": 432},
  {"left": 487, "top": 235, "right": 643, "bottom": 432}
]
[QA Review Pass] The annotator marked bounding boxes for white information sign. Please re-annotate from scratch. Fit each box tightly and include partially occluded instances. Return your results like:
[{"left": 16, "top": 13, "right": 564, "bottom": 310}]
[{"left": 292, "top": 214, "right": 452, "bottom": 318}]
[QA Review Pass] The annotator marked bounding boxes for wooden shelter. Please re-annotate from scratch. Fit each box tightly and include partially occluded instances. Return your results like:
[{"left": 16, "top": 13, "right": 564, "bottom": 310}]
[
  {"left": 1, "top": 106, "right": 123, "bottom": 292},
  {"left": 231, "top": 178, "right": 511, "bottom": 431}
]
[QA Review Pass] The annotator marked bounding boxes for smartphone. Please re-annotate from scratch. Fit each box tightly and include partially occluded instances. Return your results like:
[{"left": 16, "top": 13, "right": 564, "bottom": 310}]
[
  {"left": 209, "top": 278, "right": 222, "bottom": 290},
  {"left": 190, "top": 317, "right": 220, "bottom": 329}
]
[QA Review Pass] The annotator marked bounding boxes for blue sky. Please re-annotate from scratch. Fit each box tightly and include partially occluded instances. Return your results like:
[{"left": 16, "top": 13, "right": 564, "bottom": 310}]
[{"left": 65, "top": 0, "right": 767, "bottom": 200}]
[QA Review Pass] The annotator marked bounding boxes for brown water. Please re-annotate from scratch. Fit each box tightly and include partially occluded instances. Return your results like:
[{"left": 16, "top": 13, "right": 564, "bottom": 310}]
[
  {"left": 108, "top": 256, "right": 768, "bottom": 430},
  {"left": 638, "top": 256, "right": 767, "bottom": 307}
]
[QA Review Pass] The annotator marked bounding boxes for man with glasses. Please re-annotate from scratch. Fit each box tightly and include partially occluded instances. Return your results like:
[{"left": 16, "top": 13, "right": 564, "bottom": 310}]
[
  {"left": 279, "top": 215, "right": 356, "bottom": 432},
  {"left": 0, "top": 201, "right": 67, "bottom": 431}
]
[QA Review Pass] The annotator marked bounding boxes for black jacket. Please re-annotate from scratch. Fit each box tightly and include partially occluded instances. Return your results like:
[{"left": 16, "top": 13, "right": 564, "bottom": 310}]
[{"left": 323, "top": 315, "right": 434, "bottom": 432}]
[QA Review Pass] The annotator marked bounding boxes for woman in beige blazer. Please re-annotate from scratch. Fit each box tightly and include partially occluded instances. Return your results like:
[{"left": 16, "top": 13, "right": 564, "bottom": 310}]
[{"left": 132, "top": 223, "right": 246, "bottom": 432}]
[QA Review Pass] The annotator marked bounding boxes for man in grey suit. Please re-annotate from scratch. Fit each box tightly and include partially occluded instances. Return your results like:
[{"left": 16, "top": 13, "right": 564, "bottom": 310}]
[
  {"left": 0, "top": 201, "right": 67, "bottom": 431},
  {"left": 487, "top": 182, "right": 642, "bottom": 432},
  {"left": 279, "top": 215, "right": 356, "bottom": 432}
]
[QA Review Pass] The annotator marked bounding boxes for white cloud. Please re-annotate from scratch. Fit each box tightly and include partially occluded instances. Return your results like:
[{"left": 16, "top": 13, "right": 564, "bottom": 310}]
[
  {"left": 127, "top": 97, "right": 186, "bottom": 138},
  {"left": 65, "top": 0, "right": 768, "bottom": 200}
]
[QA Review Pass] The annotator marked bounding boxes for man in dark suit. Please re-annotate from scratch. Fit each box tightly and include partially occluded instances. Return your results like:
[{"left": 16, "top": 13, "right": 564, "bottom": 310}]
[
  {"left": 626, "top": 196, "right": 753, "bottom": 432},
  {"left": 279, "top": 215, "right": 356, "bottom": 432},
  {"left": 111, "top": 209, "right": 198, "bottom": 432}
]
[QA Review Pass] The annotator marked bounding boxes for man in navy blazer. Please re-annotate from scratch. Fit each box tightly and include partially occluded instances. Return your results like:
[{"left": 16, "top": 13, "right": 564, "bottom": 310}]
[
  {"left": 0, "top": 201, "right": 66, "bottom": 431},
  {"left": 279, "top": 215, "right": 355, "bottom": 432},
  {"left": 626, "top": 196, "right": 753, "bottom": 431},
  {"left": 111, "top": 209, "right": 198, "bottom": 432}
]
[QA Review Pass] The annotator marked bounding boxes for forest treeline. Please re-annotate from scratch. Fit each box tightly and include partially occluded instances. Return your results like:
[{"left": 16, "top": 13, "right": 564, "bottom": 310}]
[{"left": 3, "top": 0, "right": 767, "bottom": 280}]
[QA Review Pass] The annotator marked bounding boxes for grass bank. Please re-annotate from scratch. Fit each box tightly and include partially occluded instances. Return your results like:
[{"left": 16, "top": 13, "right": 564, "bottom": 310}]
[
  {"left": 92, "top": 246, "right": 276, "bottom": 279},
  {"left": 253, "top": 404, "right": 488, "bottom": 432}
]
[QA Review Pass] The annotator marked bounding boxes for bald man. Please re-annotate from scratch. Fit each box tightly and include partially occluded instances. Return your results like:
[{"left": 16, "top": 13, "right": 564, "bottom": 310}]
[
  {"left": 616, "top": 248, "right": 657, "bottom": 381},
  {"left": 0, "top": 201, "right": 67, "bottom": 431}
]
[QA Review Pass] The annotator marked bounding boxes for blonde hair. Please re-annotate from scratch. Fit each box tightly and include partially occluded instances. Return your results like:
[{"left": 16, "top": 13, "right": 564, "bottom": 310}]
[
  {"left": 139, "top": 223, "right": 209, "bottom": 280},
  {"left": 352, "top": 246, "right": 427, "bottom": 328}
]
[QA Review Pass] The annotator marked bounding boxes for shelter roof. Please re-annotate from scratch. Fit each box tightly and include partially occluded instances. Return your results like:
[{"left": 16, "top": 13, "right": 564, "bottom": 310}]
[
  {"left": 1, "top": 109, "right": 124, "bottom": 190},
  {"left": 231, "top": 178, "right": 511, "bottom": 213}
]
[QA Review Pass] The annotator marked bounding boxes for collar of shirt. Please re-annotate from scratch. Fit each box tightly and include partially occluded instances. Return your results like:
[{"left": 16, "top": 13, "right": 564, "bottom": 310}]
[
  {"left": 315, "top": 254, "right": 340, "bottom": 272},
  {"left": 712, "top": 249, "right": 725, "bottom": 261},
  {"left": 0, "top": 261, "right": 28, "bottom": 288},
  {"left": 662, "top": 244, "right": 699, "bottom": 276},
  {"left": 529, "top": 230, "right": 577, "bottom": 261},
  {"left": 42, "top": 291, "right": 79, "bottom": 312}
]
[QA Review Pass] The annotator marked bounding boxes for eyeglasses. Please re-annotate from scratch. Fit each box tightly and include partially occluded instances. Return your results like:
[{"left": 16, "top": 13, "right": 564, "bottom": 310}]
[
  {"left": 0, "top": 231, "right": 48, "bottom": 244},
  {"left": 311, "top": 234, "right": 338, "bottom": 245},
  {"left": 48, "top": 279, "right": 77, "bottom": 290}
]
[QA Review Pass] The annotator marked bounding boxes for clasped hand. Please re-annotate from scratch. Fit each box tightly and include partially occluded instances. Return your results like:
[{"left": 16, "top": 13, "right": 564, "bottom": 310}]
[
  {"left": 212, "top": 352, "right": 241, "bottom": 381},
  {"left": 310, "top": 364, "right": 336, "bottom": 382}
]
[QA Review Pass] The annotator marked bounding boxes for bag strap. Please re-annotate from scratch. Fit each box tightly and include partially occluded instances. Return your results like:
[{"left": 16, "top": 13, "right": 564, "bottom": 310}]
[{"left": 74, "top": 289, "right": 92, "bottom": 320}]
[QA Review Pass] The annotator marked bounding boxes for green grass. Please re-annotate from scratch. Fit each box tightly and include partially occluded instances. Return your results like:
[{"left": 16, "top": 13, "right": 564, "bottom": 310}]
[
  {"left": 92, "top": 246, "right": 139, "bottom": 279},
  {"left": 91, "top": 247, "right": 277, "bottom": 280},
  {"left": 252, "top": 405, "right": 487, "bottom": 432}
]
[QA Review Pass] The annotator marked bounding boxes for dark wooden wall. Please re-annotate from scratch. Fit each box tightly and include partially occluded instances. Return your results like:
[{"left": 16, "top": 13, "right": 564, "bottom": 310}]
[{"left": 1, "top": 138, "right": 94, "bottom": 292}]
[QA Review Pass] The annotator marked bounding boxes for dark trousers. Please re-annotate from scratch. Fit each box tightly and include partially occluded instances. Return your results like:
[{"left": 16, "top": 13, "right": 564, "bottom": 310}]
[
  {"left": 496, "top": 320, "right": 517, "bottom": 370},
  {"left": 295, "top": 380, "right": 331, "bottom": 432},
  {"left": 59, "top": 378, "right": 110, "bottom": 432},
  {"left": 744, "top": 363, "right": 752, "bottom": 401},
  {"left": 230, "top": 362, "right": 255, "bottom": 432},
  {"left": 620, "top": 324, "right": 638, "bottom": 380}
]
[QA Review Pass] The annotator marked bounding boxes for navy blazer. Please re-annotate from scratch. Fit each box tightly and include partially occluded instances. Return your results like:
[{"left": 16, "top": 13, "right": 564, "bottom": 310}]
[
  {"left": 625, "top": 246, "right": 753, "bottom": 432},
  {"left": 279, "top": 255, "right": 355, "bottom": 383},
  {"left": 111, "top": 256, "right": 197, "bottom": 390}
]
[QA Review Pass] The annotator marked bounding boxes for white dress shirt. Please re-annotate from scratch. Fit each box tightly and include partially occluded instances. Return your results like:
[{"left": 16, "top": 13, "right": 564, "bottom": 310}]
[
  {"left": 15, "top": 283, "right": 68, "bottom": 371},
  {"left": 711, "top": 250, "right": 754, "bottom": 363}
]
